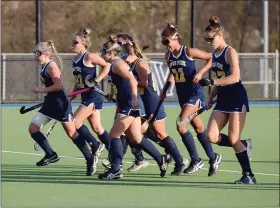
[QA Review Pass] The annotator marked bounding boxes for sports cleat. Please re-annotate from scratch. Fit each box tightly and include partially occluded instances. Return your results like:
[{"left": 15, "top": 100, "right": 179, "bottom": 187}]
[
  {"left": 159, "top": 155, "right": 168, "bottom": 177},
  {"left": 234, "top": 172, "right": 257, "bottom": 184},
  {"left": 98, "top": 170, "right": 122, "bottom": 180},
  {"left": 171, "top": 158, "right": 189, "bottom": 176},
  {"left": 102, "top": 159, "right": 123, "bottom": 171},
  {"left": 245, "top": 139, "right": 252, "bottom": 161},
  {"left": 92, "top": 142, "right": 105, "bottom": 166},
  {"left": 183, "top": 158, "right": 204, "bottom": 174},
  {"left": 127, "top": 159, "right": 149, "bottom": 172},
  {"left": 36, "top": 152, "right": 60, "bottom": 166},
  {"left": 208, "top": 153, "right": 222, "bottom": 177}
]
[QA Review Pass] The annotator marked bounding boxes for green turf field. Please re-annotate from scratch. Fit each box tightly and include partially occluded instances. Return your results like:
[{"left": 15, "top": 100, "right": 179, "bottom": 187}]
[{"left": 1, "top": 106, "right": 279, "bottom": 207}]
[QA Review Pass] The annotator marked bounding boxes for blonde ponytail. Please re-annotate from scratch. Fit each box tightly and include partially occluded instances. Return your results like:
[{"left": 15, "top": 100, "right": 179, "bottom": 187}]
[
  {"left": 132, "top": 42, "right": 144, "bottom": 59},
  {"left": 47, "top": 40, "right": 63, "bottom": 71}
]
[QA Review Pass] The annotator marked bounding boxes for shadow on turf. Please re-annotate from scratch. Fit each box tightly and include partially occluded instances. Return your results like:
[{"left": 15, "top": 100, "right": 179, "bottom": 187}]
[{"left": 1, "top": 164, "right": 279, "bottom": 191}]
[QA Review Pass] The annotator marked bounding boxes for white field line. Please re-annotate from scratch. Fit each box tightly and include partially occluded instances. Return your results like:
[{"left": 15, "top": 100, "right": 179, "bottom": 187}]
[{"left": 2, "top": 150, "right": 279, "bottom": 177}]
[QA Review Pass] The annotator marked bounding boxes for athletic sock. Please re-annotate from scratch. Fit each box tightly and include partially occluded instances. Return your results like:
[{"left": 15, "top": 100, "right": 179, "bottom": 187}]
[
  {"left": 77, "top": 124, "right": 99, "bottom": 152},
  {"left": 161, "top": 136, "right": 183, "bottom": 164},
  {"left": 180, "top": 131, "right": 200, "bottom": 161},
  {"left": 72, "top": 135, "right": 93, "bottom": 162},
  {"left": 138, "top": 137, "right": 162, "bottom": 164},
  {"left": 98, "top": 130, "right": 110, "bottom": 150},
  {"left": 31, "top": 131, "right": 54, "bottom": 157},
  {"left": 110, "top": 138, "right": 123, "bottom": 172},
  {"left": 197, "top": 131, "right": 216, "bottom": 162}
]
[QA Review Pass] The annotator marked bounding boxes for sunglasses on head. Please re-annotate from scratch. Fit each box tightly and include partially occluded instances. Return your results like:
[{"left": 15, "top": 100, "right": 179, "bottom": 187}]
[{"left": 204, "top": 27, "right": 222, "bottom": 43}]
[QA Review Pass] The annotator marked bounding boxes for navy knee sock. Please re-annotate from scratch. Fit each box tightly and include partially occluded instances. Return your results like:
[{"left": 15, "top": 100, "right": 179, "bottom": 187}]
[
  {"left": 98, "top": 130, "right": 110, "bottom": 150},
  {"left": 146, "top": 130, "right": 169, "bottom": 154},
  {"left": 161, "top": 136, "right": 183, "bottom": 164},
  {"left": 218, "top": 134, "right": 232, "bottom": 147},
  {"left": 138, "top": 137, "right": 162, "bottom": 164},
  {"left": 72, "top": 135, "right": 93, "bottom": 162},
  {"left": 218, "top": 134, "right": 248, "bottom": 148},
  {"left": 180, "top": 131, "right": 200, "bottom": 161},
  {"left": 110, "top": 138, "right": 123, "bottom": 172},
  {"left": 235, "top": 150, "right": 253, "bottom": 175},
  {"left": 120, "top": 135, "right": 129, "bottom": 155},
  {"left": 126, "top": 139, "right": 145, "bottom": 161},
  {"left": 31, "top": 131, "right": 54, "bottom": 157},
  {"left": 77, "top": 124, "right": 99, "bottom": 152},
  {"left": 197, "top": 131, "right": 216, "bottom": 162}
]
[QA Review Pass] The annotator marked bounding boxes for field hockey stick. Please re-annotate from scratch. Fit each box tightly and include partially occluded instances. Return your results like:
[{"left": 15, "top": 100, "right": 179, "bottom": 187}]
[
  {"left": 176, "top": 100, "right": 217, "bottom": 126},
  {"left": 144, "top": 80, "right": 172, "bottom": 135},
  {"left": 20, "top": 103, "right": 43, "bottom": 114},
  {"left": 33, "top": 97, "right": 76, "bottom": 151},
  {"left": 20, "top": 88, "right": 93, "bottom": 115}
]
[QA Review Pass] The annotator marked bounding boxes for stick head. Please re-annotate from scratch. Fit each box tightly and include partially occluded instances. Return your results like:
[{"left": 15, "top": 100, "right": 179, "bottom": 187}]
[
  {"left": 20, "top": 106, "right": 26, "bottom": 114},
  {"left": 85, "top": 75, "right": 97, "bottom": 87}
]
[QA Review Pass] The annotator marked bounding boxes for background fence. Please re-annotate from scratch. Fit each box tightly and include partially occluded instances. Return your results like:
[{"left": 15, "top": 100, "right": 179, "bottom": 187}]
[{"left": 1, "top": 51, "right": 279, "bottom": 103}]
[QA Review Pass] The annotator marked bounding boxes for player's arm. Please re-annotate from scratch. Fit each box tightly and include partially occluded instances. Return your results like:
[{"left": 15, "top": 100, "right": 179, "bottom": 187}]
[
  {"left": 187, "top": 48, "right": 212, "bottom": 83},
  {"left": 87, "top": 52, "right": 110, "bottom": 82},
  {"left": 113, "top": 60, "right": 138, "bottom": 97},
  {"left": 214, "top": 47, "right": 240, "bottom": 85},
  {"left": 136, "top": 60, "right": 149, "bottom": 88},
  {"left": 32, "top": 63, "right": 63, "bottom": 93}
]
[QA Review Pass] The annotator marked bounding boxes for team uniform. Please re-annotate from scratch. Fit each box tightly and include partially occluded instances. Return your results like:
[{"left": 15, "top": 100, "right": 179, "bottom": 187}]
[
  {"left": 212, "top": 45, "right": 249, "bottom": 113},
  {"left": 167, "top": 45, "right": 205, "bottom": 108},
  {"left": 131, "top": 58, "right": 166, "bottom": 121},
  {"left": 32, "top": 60, "right": 73, "bottom": 126},
  {"left": 72, "top": 52, "right": 104, "bottom": 109},
  {"left": 109, "top": 58, "right": 145, "bottom": 117}
]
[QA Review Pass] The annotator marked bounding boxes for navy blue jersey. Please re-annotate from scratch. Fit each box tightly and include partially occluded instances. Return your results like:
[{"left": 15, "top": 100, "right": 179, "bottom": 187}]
[
  {"left": 109, "top": 58, "right": 145, "bottom": 116},
  {"left": 40, "top": 61, "right": 55, "bottom": 88},
  {"left": 109, "top": 58, "right": 134, "bottom": 108},
  {"left": 131, "top": 58, "right": 166, "bottom": 119},
  {"left": 212, "top": 45, "right": 231, "bottom": 79},
  {"left": 72, "top": 52, "right": 97, "bottom": 89},
  {"left": 72, "top": 52, "right": 104, "bottom": 107},
  {"left": 167, "top": 45, "right": 203, "bottom": 103},
  {"left": 39, "top": 61, "right": 73, "bottom": 122},
  {"left": 212, "top": 45, "right": 249, "bottom": 112},
  {"left": 40, "top": 61, "right": 65, "bottom": 98}
]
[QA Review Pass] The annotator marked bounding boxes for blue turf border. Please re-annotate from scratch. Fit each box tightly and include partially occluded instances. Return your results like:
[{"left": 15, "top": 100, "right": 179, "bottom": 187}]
[{"left": 1, "top": 101, "right": 279, "bottom": 108}]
